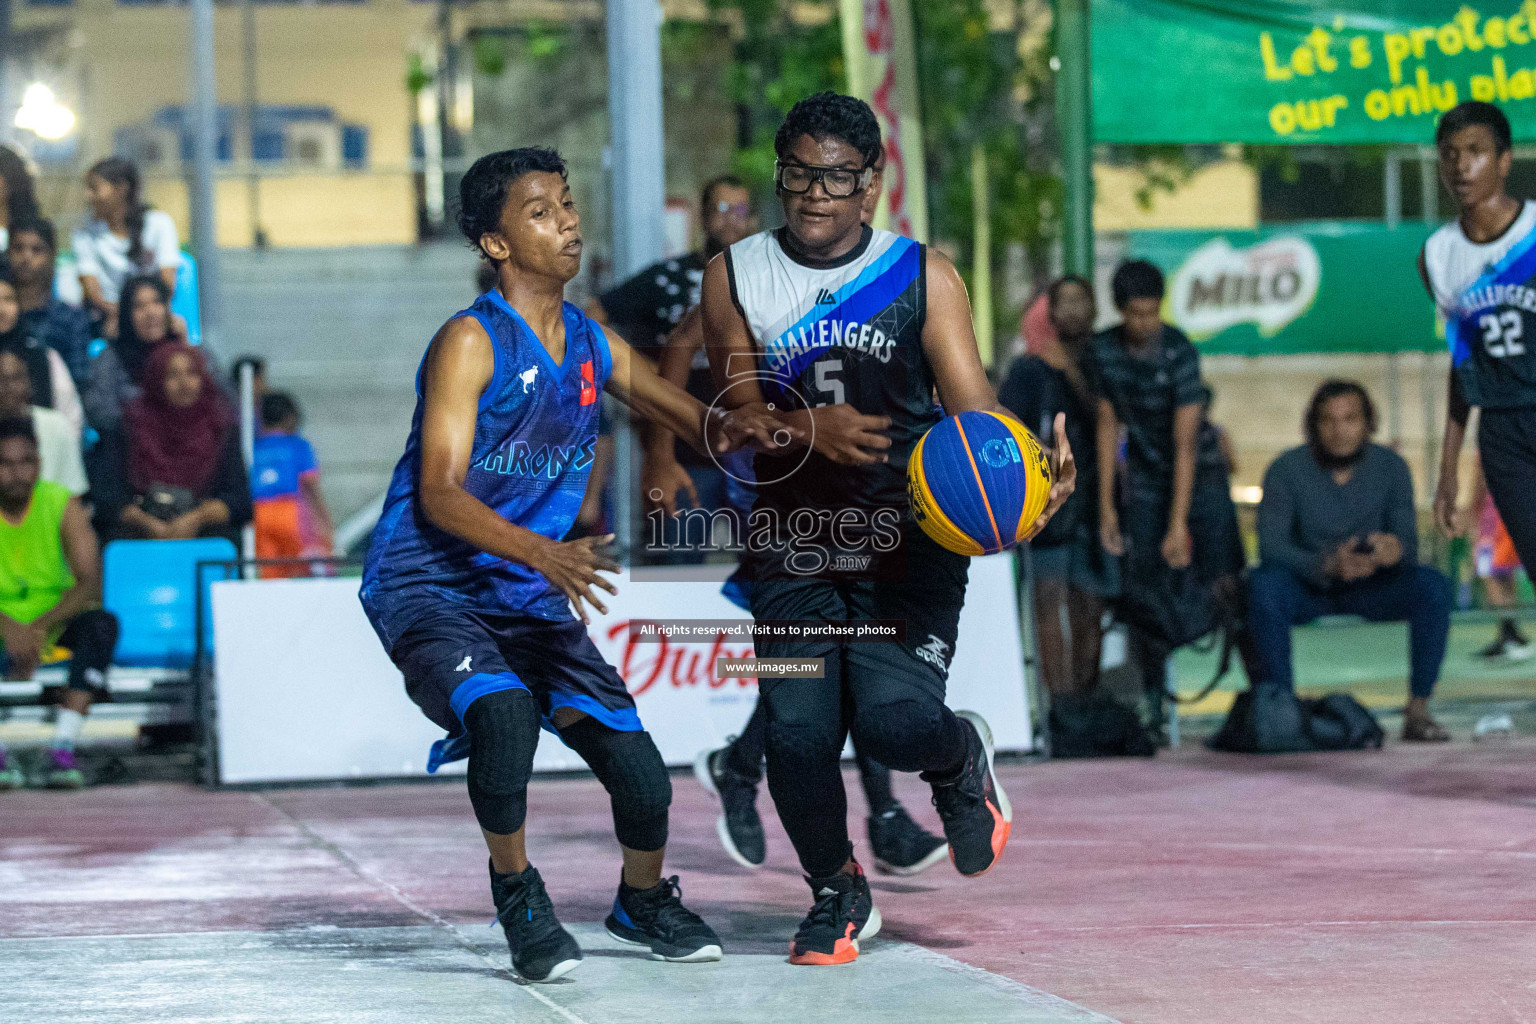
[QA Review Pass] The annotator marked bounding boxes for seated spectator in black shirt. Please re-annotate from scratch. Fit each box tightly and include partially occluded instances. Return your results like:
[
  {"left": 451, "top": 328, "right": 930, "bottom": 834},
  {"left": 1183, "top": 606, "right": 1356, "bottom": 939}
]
[
  {"left": 1087, "top": 260, "right": 1246, "bottom": 699},
  {"left": 999, "top": 275, "right": 1111, "bottom": 698},
  {"left": 83, "top": 274, "right": 185, "bottom": 434},
  {"left": 0, "top": 267, "right": 81, "bottom": 435},
  {"left": 100, "top": 343, "right": 250, "bottom": 545},
  {"left": 9, "top": 218, "right": 93, "bottom": 389},
  {"left": 1251, "top": 380, "right": 1451, "bottom": 743}
]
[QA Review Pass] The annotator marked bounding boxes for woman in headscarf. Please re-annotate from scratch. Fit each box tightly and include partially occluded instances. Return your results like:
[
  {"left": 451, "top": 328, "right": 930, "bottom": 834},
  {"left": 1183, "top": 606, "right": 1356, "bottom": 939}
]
[
  {"left": 104, "top": 342, "right": 250, "bottom": 545},
  {"left": 81, "top": 273, "right": 188, "bottom": 435}
]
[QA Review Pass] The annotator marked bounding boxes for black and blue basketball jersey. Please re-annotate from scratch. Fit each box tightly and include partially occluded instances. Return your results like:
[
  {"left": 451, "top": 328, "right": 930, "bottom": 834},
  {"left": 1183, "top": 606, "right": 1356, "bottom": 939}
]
[
  {"left": 361, "top": 291, "right": 611, "bottom": 648},
  {"left": 1428, "top": 202, "right": 1536, "bottom": 409},
  {"left": 725, "top": 226, "right": 937, "bottom": 523}
]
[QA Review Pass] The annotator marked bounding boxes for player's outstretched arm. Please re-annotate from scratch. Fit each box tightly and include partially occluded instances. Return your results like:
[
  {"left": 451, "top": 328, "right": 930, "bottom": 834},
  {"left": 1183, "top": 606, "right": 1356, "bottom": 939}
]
[
  {"left": 604, "top": 319, "right": 800, "bottom": 457},
  {"left": 418, "top": 315, "right": 618, "bottom": 622},
  {"left": 921, "top": 248, "right": 1075, "bottom": 538},
  {"left": 699, "top": 254, "right": 889, "bottom": 466}
]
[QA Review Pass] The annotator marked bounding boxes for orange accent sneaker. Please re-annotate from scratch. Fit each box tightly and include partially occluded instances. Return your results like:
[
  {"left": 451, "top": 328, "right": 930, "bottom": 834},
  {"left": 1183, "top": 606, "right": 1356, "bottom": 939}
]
[
  {"left": 788, "top": 861, "right": 882, "bottom": 965},
  {"left": 927, "top": 710, "right": 1013, "bottom": 877}
]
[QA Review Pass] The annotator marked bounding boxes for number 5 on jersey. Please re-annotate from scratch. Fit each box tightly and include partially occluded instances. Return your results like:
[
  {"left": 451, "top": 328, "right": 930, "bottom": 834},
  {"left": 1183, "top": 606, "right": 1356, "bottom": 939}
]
[
  {"left": 814, "top": 358, "right": 845, "bottom": 406},
  {"left": 1480, "top": 310, "right": 1526, "bottom": 358}
]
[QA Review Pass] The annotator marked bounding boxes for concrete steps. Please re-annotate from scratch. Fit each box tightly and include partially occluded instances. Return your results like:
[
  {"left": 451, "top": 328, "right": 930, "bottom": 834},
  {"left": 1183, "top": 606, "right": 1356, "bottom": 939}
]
[{"left": 218, "top": 243, "right": 482, "bottom": 520}]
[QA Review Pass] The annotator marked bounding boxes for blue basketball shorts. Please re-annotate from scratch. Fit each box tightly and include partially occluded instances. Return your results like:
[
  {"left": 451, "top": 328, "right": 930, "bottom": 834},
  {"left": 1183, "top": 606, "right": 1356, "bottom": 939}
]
[{"left": 388, "top": 608, "right": 642, "bottom": 772}]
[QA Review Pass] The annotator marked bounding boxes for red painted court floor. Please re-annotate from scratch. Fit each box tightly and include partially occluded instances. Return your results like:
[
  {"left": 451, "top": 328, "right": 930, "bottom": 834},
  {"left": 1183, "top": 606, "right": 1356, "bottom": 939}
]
[{"left": 4, "top": 741, "right": 1536, "bottom": 1023}]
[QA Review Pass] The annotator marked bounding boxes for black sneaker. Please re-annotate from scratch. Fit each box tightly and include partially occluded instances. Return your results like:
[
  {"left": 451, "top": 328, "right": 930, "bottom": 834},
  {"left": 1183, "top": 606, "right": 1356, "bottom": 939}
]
[
  {"left": 489, "top": 861, "right": 582, "bottom": 983},
  {"left": 869, "top": 805, "right": 949, "bottom": 876},
  {"left": 693, "top": 745, "right": 766, "bottom": 868},
  {"left": 1476, "top": 635, "right": 1509, "bottom": 659},
  {"left": 788, "top": 861, "right": 882, "bottom": 965},
  {"left": 925, "top": 710, "right": 1012, "bottom": 878},
  {"left": 605, "top": 875, "right": 723, "bottom": 962}
]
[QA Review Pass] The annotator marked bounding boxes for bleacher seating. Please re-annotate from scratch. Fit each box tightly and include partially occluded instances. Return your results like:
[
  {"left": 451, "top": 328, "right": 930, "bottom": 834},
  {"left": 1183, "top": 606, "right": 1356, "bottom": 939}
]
[
  {"left": 103, "top": 538, "right": 238, "bottom": 669},
  {"left": 1, "top": 538, "right": 239, "bottom": 717}
]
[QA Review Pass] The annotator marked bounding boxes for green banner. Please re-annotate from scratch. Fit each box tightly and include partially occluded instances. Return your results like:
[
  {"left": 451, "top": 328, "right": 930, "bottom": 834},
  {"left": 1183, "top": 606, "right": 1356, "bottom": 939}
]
[
  {"left": 1094, "top": 0, "right": 1536, "bottom": 143},
  {"left": 1127, "top": 222, "right": 1440, "bottom": 355}
]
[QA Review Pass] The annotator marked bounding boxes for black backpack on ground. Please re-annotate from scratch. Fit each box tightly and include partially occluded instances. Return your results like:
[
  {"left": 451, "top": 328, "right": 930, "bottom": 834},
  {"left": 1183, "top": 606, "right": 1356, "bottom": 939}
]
[
  {"left": 1048, "top": 689, "right": 1158, "bottom": 758},
  {"left": 1207, "top": 685, "right": 1383, "bottom": 753}
]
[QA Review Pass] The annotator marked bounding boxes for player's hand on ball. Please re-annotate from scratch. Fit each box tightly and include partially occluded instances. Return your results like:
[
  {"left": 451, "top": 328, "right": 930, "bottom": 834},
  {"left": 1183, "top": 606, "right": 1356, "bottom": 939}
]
[
  {"left": 710, "top": 403, "right": 805, "bottom": 454},
  {"left": 1025, "top": 413, "right": 1076, "bottom": 540},
  {"left": 534, "top": 533, "right": 621, "bottom": 624},
  {"left": 810, "top": 403, "right": 892, "bottom": 465}
]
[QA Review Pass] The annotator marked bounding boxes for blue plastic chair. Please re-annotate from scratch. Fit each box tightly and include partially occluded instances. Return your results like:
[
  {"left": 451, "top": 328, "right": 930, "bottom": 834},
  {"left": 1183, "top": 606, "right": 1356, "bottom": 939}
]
[
  {"left": 172, "top": 252, "right": 202, "bottom": 348},
  {"left": 103, "top": 539, "right": 238, "bottom": 669}
]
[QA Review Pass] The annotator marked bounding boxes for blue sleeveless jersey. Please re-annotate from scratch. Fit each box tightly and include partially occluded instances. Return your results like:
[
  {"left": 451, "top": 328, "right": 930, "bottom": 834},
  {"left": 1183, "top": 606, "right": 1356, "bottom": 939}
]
[{"left": 360, "top": 291, "right": 612, "bottom": 648}]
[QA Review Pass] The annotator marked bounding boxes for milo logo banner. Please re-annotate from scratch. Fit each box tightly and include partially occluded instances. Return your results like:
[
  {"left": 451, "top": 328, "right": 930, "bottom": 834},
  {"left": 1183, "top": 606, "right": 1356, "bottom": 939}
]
[
  {"left": 1128, "top": 223, "right": 1439, "bottom": 355},
  {"left": 1095, "top": 0, "right": 1536, "bottom": 144}
]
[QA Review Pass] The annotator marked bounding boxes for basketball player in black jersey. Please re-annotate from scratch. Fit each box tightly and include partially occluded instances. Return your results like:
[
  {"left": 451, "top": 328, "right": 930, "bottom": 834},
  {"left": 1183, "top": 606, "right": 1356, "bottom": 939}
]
[
  {"left": 1424, "top": 103, "right": 1536, "bottom": 686},
  {"left": 699, "top": 93, "right": 1074, "bottom": 965}
]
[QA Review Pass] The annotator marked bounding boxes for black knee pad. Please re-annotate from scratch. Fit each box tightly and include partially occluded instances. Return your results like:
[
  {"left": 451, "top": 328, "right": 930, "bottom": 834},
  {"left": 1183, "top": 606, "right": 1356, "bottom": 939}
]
[
  {"left": 560, "top": 718, "right": 671, "bottom": 852},
  {"left": 851, "top": 698, "right": 947, "bottom": 773},
  {"left": 463, "top": 688, "right": 542, "bottom": 835},
  {"left": 766, "top": 715, "right": 844, "bottom": 767},
  {"left": 762, "top": 686, "right": 845, "bottom": 767}
]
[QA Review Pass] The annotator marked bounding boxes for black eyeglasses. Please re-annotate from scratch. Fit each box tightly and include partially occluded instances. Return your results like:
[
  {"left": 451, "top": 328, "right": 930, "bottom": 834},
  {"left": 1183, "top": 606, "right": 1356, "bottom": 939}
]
[{"left": 774, "top": 160, "right": 872, "bottom": 199}]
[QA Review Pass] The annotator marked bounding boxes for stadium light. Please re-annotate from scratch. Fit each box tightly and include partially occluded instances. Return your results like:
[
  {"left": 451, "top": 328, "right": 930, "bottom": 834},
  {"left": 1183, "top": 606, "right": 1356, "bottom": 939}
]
[{"left": 15, "top": 83, "right": 76, "bottom": 141}]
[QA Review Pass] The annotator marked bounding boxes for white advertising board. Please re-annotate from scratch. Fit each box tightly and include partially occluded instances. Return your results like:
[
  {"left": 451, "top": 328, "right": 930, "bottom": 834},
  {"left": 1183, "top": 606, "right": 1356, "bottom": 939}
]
[{"left": 211, "top": 555, "right": 1031, "bottom": 785}]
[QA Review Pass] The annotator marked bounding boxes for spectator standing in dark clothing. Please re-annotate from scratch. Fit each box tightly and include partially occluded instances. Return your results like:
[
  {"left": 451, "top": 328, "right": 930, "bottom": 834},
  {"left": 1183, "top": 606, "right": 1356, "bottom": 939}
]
[
  {"left": 100, "top": 343, "right": 250, "bottom": 545},
  {"left": 1087, "top": 260, "right": 1245, "bottom": 702},
  {"left": 9, "top": 219, "right": 93, "bottom": 388},
  {"left": 591, "top": 176, "right": 755, "bottom": 350},
  {"left": 594, "top": 176, "right": 757, "bottom": 562},
  {"left": 999, "top": 275, "right": 1111, "bottom": 697},
  {"left": 1250, "top": 380, "right": 1451, "bottom": 742}
]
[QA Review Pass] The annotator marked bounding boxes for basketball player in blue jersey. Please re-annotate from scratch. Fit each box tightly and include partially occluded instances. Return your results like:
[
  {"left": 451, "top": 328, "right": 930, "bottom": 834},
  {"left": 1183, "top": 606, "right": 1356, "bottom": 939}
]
[
  {"left": 1424, "top": 103, "right": 1536, "bottom": 726},
  {"left": 700, "top": 93, "right": 1076, "bottom": 965},
  {"left": 360, "top": 148, "right": 793, "bottom": 983}
]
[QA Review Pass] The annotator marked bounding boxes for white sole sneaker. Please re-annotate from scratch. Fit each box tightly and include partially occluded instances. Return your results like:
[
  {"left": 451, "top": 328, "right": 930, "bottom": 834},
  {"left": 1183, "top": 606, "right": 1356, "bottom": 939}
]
[
  {"left": 873, "top": 841, "right": 951, "bottom": 877},
  {"left": 519, "top": 957, "right": 582, "bottom": 984},
  {"left": 694, "top": 746, "right": 763, "bottom": 870},
  {"left": 956, "top": 710, "right": 1012, "bottom": 826}
]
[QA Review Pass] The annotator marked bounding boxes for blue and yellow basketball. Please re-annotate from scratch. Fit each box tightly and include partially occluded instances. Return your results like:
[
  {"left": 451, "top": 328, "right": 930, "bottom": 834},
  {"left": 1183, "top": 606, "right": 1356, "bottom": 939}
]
[{"left": 908, "top": 411, "right": 1053, "bottom": 556}]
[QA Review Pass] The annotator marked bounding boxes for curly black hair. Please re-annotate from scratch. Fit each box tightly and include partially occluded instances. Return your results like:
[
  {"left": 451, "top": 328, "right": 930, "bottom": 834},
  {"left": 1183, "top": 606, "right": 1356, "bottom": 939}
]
[
  {"left": 1304, "top": 379, "right": 1377, "bottom": 451},
  {"left": 774, "top": 92, "right": 882, "bottom": 169},
  {"left": 456, "top": 147, "right": 567, "bottom": 257}
]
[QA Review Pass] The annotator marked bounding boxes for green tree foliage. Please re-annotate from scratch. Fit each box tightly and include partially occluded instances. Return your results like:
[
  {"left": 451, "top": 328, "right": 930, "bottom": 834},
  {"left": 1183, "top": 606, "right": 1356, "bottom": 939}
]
[
  {"left": 912, "top": 0, "right": 1056, "bottom": 316},
  {"left": 702, "top": 1, "right": 846, "bottom": 188},
  {"left": 704, "top": 0, "right": 1057, "bottom": 341}
]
